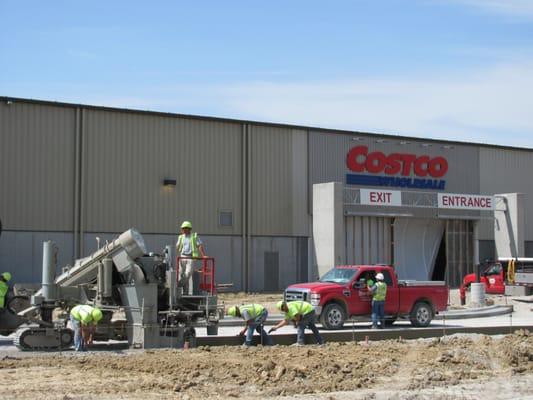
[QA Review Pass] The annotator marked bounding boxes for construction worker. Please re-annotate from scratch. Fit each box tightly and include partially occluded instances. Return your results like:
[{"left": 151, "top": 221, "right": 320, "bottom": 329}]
[
  {"left": 0, "top": 272, "right": 12, "bottom": 310},
  {"left": 269, "top": 300, "right": 324, "bottom": 346},
  {"left": 370, "top": 272, "right": 387, "bottom": 329},
  {"left": 70, "top": 305, "right": 103, "bottom": 351},
  {"left": 176, "top": 220, "right": 207, "bottom": 295},
  {"left": 227, "top": 304, "right": 273, "bottom": 346}
]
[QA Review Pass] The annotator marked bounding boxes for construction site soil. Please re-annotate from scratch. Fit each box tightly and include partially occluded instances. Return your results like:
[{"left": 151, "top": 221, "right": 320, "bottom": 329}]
[{"left": 1, "top": 330, "right": 531, "bottom": 400}]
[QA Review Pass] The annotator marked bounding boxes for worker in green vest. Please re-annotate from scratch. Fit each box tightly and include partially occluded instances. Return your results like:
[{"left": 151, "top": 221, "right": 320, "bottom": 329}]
[
  {"left": 269, "top": 300, "right": 324, "bottom": 345},
  {"left": 370, "top": 272, "right": 387, "bottom": 329},
  {"left": 176, "top": 220, "right": 207, "bottom": 295},
  {"left": 0, "top": 272, "right": 12, "bottom": 310},
  {"left": 70, "top": 305, "right": 103, "bottom": 351},
  {"left": 228, "top": 304, "right": 273, "bottom": 346}
]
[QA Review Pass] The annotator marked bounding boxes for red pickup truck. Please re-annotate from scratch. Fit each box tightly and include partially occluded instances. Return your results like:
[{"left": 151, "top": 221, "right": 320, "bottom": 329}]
[{"left": 285, "top": 265, "right": 449, "bottom": 329}]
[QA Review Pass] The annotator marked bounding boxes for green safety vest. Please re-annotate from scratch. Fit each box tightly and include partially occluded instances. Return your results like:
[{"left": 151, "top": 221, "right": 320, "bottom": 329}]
[
  {"left": 70, "top": 305, "right": 96, "bottom": 325},
  {"left": 240, "top": 304, "right": 265, "bottom": 320},
  {"left": 285, "top": 301, "right": 314, "bottom": 320},
  {"left": 176, "top": 233, "right": 199, "bottom": 258},
  {"left": 373, "top": 281, "right": 387, "bottom": 301},
  {"left": 0, "top": 280, "right": 8, "bottom": 308}
]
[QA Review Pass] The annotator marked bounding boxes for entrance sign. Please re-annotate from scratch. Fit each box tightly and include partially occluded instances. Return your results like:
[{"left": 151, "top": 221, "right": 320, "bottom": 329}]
[
  {"left": 360, "top": 189, "right": 402, "bottom": 206},
  {"left": 438, "top": 193, "right": 494, "bottom": 210}
]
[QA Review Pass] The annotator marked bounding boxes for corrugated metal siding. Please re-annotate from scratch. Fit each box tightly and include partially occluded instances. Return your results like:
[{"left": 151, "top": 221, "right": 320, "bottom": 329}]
[
  {"left": 0, "top": 102, "right": 75, "bottom": 231},
  {"left": 82, "top": 109, "right": 242, "bottom": 234},
  {"left": 250, "top": 126, "right": 308, "bottom": 236},
  {"left": 479, "top": 147, "right": 533, "bottom": 240},
  {"left": 345, "top": 216, "right": 392, "bottom": 264}
]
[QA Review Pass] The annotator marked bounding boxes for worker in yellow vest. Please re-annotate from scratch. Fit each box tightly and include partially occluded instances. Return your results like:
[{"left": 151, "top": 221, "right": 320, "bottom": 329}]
[
  {"left": 176, "top": 220, "right": 207, "bottom": 295},
  {"left": 269, "top": 300, "right": 324, "bottom": 345},
  {"left": 227, "top": 304, "right": 273, "bottom": 346},
  {"left": 0, "top": 272, "right": 12, "bottom": 310},
  {"left": 70, "top": 305, "right": 103, "bottom": 351},
  {"left": 370, "top": 272, "right": 387, "bottom": 329}
]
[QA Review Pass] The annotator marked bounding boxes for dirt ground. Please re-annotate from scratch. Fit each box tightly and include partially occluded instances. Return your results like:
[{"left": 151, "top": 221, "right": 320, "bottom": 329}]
[
  {"left": 2, "top": 291, "right": 531, "bottom": 399},
  {"left": 1, "top": 330, "right": 532, "bottom": 400}
]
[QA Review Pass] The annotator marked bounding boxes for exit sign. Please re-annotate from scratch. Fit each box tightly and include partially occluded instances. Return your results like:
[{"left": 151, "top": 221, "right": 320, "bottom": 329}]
[{"left": 360, "top": 189, "right": 402, "bottom": 206}]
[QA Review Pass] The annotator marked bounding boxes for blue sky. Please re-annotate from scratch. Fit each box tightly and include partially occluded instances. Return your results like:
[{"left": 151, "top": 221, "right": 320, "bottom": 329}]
[{"left": 1, "top": 0, "right": 533, "bottom": 147}]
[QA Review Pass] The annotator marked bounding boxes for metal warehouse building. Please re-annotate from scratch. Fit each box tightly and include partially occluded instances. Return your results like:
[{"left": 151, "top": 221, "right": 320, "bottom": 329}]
[{"left": 1, "top": 96, "right": 532, "bottom": 290}]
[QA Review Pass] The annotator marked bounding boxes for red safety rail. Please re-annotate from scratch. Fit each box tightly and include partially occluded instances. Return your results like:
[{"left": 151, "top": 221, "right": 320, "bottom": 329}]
[{"left": 176, "top": 256, "right": 216, "bottom": 295}]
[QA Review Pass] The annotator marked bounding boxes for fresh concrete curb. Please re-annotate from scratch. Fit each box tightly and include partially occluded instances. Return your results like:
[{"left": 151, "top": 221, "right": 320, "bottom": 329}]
[
  {"left": 217, "top": 305, "right": 514, "bottom": 327},
  {"left": 436, "top": 304, "right": 514, "bottom": 320}
]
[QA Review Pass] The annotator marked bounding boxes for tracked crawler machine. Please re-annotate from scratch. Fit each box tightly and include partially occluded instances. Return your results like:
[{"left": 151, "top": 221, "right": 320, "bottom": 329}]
[{"left": 0, "top": 229, "right": 222, "bottom": 350}]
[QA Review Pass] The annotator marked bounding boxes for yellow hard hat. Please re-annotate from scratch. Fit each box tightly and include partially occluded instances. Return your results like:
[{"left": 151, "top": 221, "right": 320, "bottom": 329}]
[
  {"left": 276, "top": 300, "right": 286, "bottom": 311},
  {"left": 1, "top": 272, "right": 11, "bottom": 281},
  {"left": 227, "top": 306, "right": 238, "bottom": 317},
  {"left": 91, "top": 308, "right": 103, "bottom": 322},
  {"left": 181, "top": 221, "right": 192, "bottom": 229}
]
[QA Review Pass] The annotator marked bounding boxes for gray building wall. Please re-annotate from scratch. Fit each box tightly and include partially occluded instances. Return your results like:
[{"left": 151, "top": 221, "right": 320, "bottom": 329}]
[
  {"left": 82, "top": 109, "right": 243, "bottom": 235},
  {"left": 0, "top": 101, "right": 76, "bottom": 231},
  {"left": 478, "top": 147, "right": 533, "bottom": 241},
  {"left": 2, "top": 97, "right": 533, "bottom": 289},
  {"left": 0, "top": 98, "right": 309, "bottom": 291}
]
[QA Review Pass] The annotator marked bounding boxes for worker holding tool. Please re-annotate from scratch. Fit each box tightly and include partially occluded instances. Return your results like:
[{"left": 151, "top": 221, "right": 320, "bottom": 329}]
[
  {"left": 269, "top": 300, "right": 324, "bottom": 346},
  {"left": 370, "top": 272, "right": 387, "bottom": 329},
  {"left": 70, "top": 305, "right": 103, "bottom": 351},
  {"left": 176, "top": 220, "right": 207, "bottom": 295},
  {"left": 0, "top": 272, "right": 12, "bottom": 310},
  {"left": 227, "top": 304, "right": 273, "bottom": 346}
]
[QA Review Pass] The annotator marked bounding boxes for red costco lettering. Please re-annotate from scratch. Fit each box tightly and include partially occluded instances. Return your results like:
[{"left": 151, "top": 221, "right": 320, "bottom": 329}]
[{"left": 346, "top": 145, "right": 448, "bottom": 178}]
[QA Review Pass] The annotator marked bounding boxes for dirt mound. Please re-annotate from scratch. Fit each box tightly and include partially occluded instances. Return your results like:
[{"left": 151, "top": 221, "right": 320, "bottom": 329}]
[{"left": 1, "top": 332, "right": 531, "bottom": 399}]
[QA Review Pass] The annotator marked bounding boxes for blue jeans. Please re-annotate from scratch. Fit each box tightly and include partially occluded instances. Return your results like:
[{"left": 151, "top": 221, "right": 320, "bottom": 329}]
[
  {"left": 297, "top": 312, "right": 324, "bottom": 345},
  {"left": 245, "top": 309, "right": 273, "bottom": 346},
  {"left": 372, "top": 300, "right": 385, "bottom": 327},
  {"left": 70, "top": 316, "right": 84, "bottom": 351}
]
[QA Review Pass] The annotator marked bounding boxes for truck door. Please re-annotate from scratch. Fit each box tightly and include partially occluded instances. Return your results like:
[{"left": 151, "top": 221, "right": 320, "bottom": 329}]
[
  {"left": 484, "top": 263, "right": 504, "bottom": 294},
  {"left": 382, "top": 270, "right": 400, "bottom": 315},
  {"left": 350, "top": 270, "right": 374, "bottom": 316}
]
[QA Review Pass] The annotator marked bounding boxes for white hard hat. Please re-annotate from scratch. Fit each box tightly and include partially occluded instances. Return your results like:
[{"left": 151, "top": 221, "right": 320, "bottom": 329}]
[{"left": 376, "top": 273, "right": 384, "bottom": 281}]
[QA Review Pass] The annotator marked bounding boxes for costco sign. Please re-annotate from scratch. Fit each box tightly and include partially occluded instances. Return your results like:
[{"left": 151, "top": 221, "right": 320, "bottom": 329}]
[{"left": 346, "top": 145, "right": 448, "bottom": 190}]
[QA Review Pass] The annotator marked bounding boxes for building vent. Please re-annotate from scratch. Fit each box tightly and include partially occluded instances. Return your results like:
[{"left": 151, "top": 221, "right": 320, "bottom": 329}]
[{"left": 219, "top": 211, "right": 233, "bottom": 227}]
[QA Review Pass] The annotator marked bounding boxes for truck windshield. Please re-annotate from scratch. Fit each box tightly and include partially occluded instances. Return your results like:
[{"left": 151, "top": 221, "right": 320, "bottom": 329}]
[{"left": 319, "top": 268, "right": 358, "bottom": 284}]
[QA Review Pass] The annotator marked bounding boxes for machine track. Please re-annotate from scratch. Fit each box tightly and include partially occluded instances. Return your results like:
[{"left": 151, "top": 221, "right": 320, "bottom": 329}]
[{"left": 14, "top": 327, "right": 74, "bottom": 351}]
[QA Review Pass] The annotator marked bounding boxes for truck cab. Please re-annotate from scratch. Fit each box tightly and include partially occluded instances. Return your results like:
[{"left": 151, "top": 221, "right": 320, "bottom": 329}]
[{"left": 285, "top": 265, "right": 448, "bottom": 330}]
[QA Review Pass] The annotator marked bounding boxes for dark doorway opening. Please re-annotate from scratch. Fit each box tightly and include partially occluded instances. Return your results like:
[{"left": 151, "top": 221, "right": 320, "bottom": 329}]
[{"left": 432, "top": 234, "right": 447, "bottom": 281}]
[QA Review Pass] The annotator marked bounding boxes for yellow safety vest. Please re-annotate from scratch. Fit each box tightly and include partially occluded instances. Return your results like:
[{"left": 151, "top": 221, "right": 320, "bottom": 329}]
[
  {"left": 285, "top": 301, "right": 314, "bottom": 320},
  {"left": 373, "top": 281, "right": 387, "bottom": 301},
  {"left": 240, "top": 304, "right": 265, "bottom": 320},
  {"left": 176, "top": 233, "right": 199, "bottom": 257}
]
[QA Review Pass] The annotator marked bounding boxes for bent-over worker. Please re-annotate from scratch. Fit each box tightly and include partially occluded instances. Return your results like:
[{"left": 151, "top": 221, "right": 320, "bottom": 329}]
[
  {"left": 269, "top": 300, "right": 324, "bottom": 346},
  {"left": 70, "top": 305, "right": 103, "bottom": 351},
  {"left": 0, "top": 272, "right": 12, "bottom": 310},
  {"left": 227, "top": 304, "right": 273, "bottom": 346},
  {"left": 176, "top": 220, "right": 207, "bottom": 295}
]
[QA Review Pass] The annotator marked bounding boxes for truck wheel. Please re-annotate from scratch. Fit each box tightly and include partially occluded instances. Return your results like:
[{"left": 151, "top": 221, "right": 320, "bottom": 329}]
[
  {"left": 320, "top": 303, "right": 345, "bottom": 330},
  {"left": 410, "top": 302, "right": 433, "bottom": 327}
]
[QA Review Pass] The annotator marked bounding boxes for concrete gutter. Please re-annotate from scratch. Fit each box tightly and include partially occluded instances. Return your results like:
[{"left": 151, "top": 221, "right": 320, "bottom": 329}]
[
  {"left": 217, "top": 304, "right": 514, "bottom": 327},
  {"left": 436, "top": 305, "right": 513, "bottom": 320},
  {"left": 198, "top": 324, "right": 533, "bottom": 346}
]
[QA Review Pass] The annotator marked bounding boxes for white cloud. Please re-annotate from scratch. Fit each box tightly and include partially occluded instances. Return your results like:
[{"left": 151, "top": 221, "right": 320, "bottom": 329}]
[
  {"left": 209, "top": 62, "right": 533, "bottom": 148},
  {"left": 441, "top": 0, "right": 533, "bottom": 19},
  {"left": 29, "top": 61, "right": 533, "bottom": 149}
]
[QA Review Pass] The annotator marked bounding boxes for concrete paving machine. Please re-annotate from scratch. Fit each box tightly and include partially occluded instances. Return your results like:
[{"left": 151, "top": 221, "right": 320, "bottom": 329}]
[{"left": 0, "top": 229, "right": 222, "bottom": 350}]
